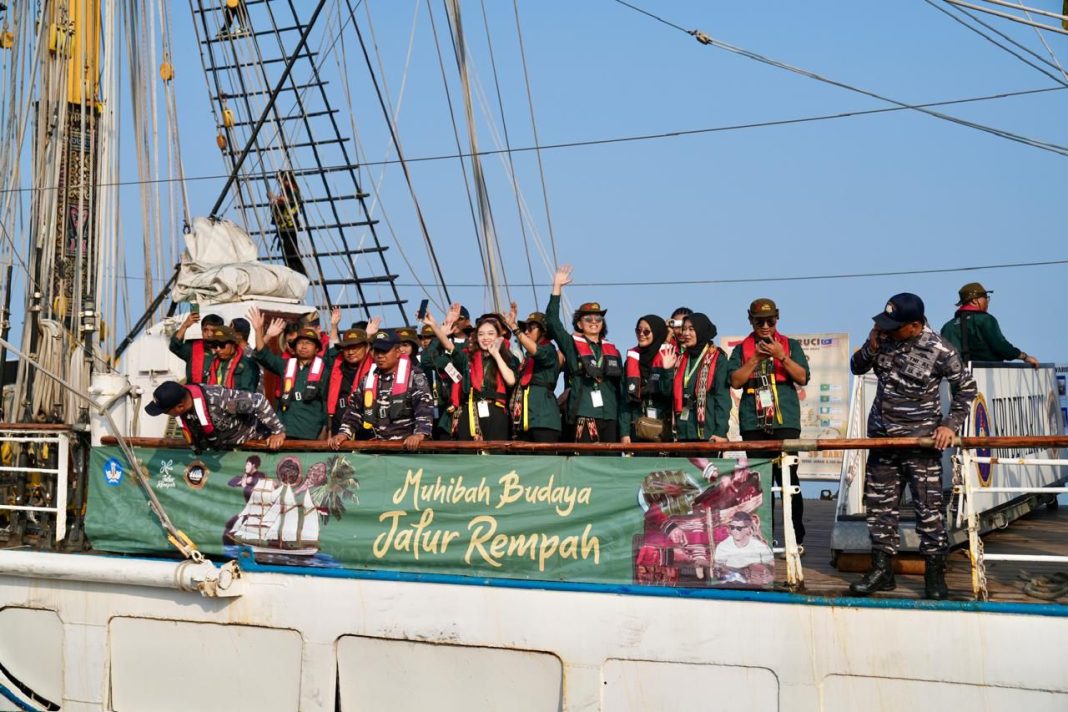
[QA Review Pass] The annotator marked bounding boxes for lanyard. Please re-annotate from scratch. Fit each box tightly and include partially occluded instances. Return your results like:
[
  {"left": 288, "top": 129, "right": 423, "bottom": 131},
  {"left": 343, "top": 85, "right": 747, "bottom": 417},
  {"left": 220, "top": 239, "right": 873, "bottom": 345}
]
[{"left": 683, "top": 345, "right": 708, "bottom": 389}]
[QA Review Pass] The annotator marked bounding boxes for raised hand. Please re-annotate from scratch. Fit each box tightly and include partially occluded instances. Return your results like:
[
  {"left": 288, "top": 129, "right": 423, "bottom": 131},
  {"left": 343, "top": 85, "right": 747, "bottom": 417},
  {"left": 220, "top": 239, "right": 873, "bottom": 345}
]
[
  {"left": 248, "top": 306, "right": 264, "bottom": 331},
  {"left": 505, "top": 302, "right": 519, "bottom": 329},
  {"left": 552, "top": 264, "right": 573, "bottom": 292},
  {"left": 330, "top": 306, "right": 342, "bottom": 328},
  {"left": 266, "top": 318, "right": 286, "bottom": 340},
  {"left": 366, "top": 316, "right": 381, "bottom": 338},
  {"left": 442, "top": 302, "right": 461, "bottom": 333},
  {"left": 661, "top": 347, "right": 678, "bottom": 369},
  {"left": 487, "top": 338, "right": 501, "bottom": 357}
]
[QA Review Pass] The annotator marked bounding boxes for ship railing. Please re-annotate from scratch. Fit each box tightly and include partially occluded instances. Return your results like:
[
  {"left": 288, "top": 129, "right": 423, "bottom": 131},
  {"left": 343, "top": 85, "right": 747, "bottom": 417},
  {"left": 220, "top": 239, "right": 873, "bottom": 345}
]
[
  {"left": 0, "top": 424, "right": 73, "bottom": 544},
  {"left": 955, "top": 447, "right": 1068, "bottom": 600}
]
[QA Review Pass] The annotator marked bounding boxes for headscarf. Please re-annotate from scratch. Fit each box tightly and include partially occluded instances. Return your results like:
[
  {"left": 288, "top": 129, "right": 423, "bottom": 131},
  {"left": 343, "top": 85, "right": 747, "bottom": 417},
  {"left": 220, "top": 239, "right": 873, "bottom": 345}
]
[
  {"left": 684, "top": 313, "right": 717, "bottom": 357},
  {"left": 635, "top": 315, "right": 668, "bottom": 372}
]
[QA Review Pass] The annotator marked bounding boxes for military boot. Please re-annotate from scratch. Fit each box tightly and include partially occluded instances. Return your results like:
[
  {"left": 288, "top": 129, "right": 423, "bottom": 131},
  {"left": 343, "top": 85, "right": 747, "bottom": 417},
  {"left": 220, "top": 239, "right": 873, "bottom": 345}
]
[
  {"left": 849, "top": 549, "right": 896, "bottom": 596},
  {"left": 924, "top": 554, "right": 949, "bottom": 600}
]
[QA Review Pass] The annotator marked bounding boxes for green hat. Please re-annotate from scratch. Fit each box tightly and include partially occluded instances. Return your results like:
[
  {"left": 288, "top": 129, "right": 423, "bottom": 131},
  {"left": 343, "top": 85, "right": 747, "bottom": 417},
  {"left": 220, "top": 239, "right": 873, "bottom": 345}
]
[
  {"left": 294, "top": 326, "right": 322, "bottom": 350},
  {"left": 419, "top": 324, "right": 435, "bottom": 338},
  {"left": 202, "top": 324, "right": 238, "bottom": 344},
  {"left": 748, "top": 298, "right": 779, "bottom": 319},
  {"left": 957, "top": 282, "right": 991, "bottom": 305},
  {"left": 395, "top": 327, "right": 420, "bottom": 346},
  {"left": 338, "top": 328, "right": 369, "bottom": 348},
  {"left": 517, "top": 311, "right": 547, "bottom": 331},
  {"left": 575, "top": 302, "right": 606, "bottom": 316}
]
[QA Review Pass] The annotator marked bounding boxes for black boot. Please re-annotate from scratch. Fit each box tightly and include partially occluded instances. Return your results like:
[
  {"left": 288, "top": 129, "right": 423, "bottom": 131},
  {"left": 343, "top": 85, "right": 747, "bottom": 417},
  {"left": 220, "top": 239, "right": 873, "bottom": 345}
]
[
  {"left": 924, "top": 554, "right": 949, "bottom": 600},
  {"left": 850, "top": 550, "right": 896, "bottom": 595}
]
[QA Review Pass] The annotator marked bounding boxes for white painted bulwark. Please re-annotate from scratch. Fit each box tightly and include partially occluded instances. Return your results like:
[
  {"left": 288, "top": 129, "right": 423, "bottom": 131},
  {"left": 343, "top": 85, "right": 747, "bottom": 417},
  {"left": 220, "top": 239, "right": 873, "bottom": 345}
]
[
  {"left": 602, "top": 659, "right": 778, "bottom": 711},
  {"left": 337, "top": 637, "right": 562, "bottom": 711},
  {"left": 820, "top": 675, "right": 1068, "bottom": 712},
  {"left": 0, "top": 607, "right": 63, "bottom": 709},
  {"left": 108, "top": 618, "right": 302, "bottom": 712}
]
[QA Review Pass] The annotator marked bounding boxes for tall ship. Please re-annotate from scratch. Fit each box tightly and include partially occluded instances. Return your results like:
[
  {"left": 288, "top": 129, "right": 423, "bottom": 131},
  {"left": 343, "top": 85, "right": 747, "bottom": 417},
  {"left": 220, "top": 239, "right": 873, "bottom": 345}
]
[{"left": 0, "top": 1, "right": 1066, "bottom": 710}]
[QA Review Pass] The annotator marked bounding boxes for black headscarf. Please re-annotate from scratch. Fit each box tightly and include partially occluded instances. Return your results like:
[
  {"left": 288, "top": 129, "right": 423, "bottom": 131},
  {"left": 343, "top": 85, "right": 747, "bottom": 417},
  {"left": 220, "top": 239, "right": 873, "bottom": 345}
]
[
  {"left": 684, "top": 313, "right": 717, "bottom": 357},
  {"left": 635, "top": 315, "right": 668, "bottom": 372}
]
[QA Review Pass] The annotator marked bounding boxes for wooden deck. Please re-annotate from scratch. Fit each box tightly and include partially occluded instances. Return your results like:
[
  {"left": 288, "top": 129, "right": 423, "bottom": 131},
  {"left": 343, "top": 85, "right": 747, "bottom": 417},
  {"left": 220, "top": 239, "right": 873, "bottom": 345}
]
[{"left": 779, "top": 498, "right": 1068, "bottom": 604}]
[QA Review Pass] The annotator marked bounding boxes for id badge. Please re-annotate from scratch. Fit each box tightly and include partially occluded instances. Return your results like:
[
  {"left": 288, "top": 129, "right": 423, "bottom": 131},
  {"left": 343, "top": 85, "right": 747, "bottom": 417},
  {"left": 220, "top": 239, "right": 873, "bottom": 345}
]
[
  {"left": 646, "top": 407, "right": 658, "bottom": 419},
  {"left": 590, "top": 390, "right": 604, "bottom": 408},
  {"left": 756, "top": 388, "right": 774, "bottom": 410},
  {"left": 444, "top": 363, "right": 463, "bottom": 384},
  {"left": 679, "top": 406, "right": 690, "bottom": 420},
  {"left": 476, "top": 400, "right": 491, "bottom": 418}
]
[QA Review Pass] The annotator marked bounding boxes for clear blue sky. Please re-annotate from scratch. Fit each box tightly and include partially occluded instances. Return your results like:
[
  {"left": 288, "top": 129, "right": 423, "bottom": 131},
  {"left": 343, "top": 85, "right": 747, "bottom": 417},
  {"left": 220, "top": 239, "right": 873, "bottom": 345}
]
[{"left": 87, "top": 1, "right": 1068, "bottom": 359}]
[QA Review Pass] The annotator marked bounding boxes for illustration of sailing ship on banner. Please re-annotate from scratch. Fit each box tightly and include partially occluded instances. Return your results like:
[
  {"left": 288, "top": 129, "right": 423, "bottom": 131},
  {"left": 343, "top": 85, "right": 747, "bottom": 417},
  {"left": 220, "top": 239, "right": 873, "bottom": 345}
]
[{"left": 87, "top": 450, "right": 774, "bottom": 589}]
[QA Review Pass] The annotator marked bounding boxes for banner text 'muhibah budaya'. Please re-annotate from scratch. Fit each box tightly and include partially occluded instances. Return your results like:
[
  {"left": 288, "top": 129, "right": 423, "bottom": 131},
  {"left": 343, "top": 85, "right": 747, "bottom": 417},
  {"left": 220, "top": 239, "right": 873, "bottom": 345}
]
[{"left": 88, "top": 448, "right": 775, "bottom": 589}]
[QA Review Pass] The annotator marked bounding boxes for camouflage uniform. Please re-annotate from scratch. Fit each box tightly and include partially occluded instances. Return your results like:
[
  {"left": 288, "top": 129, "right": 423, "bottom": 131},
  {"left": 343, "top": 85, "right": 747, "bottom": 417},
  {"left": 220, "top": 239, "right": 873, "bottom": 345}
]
[
  {"left": 336, "top": 365, "right": 434, "bottom": 441},
  {"left": 180, "top": 385, "right": 285, "bottom": 452},
  {"left": 850, "top": 328, "right": 976, "bottom": 554}
]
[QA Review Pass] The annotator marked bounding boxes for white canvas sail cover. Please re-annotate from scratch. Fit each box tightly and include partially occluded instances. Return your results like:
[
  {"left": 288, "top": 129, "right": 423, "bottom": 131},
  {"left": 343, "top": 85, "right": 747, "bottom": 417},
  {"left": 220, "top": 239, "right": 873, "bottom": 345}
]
[{"left": 172, "top": 216, "right": 309, "bottom": 303}]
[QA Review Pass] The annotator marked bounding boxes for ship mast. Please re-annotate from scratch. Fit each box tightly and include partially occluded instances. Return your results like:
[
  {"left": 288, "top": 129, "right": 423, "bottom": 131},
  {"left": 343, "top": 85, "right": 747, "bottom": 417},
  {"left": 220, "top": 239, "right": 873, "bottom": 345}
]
[{"left": 16, "top": 0, "right": 102, "bottom": 423}]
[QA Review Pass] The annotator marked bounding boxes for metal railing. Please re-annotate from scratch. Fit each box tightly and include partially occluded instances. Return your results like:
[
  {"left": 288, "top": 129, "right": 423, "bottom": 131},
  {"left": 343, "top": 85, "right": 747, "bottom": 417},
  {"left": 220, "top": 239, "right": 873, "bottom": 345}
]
[{"left": 0, "top": 426, "right": 72, "bottom": 544}]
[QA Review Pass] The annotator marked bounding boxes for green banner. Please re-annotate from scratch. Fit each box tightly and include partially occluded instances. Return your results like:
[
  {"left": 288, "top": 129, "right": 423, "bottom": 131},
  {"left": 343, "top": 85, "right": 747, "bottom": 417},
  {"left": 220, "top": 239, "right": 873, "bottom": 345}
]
[{"left": 88, "top": 448, "right": 775, "bottom": 588}]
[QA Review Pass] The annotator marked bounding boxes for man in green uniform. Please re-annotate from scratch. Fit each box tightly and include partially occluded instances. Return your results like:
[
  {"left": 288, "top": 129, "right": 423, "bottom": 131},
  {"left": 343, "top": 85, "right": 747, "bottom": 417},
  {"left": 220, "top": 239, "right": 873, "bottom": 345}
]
[
  {"left": 503, "top": 309, "right": 562, "bottom": 441},
  {"left": 169, "top": 311, "right": 224, "bottom": 384},
  {"left": 939, "top": 282, "right": 1039, "bottom": 367},
  {"left": 546, "top": 265, "right": 624, "bottom": 443},
  {"left": 200, "top": 324, "right": 259, "bottom": 392},
  {"left": 252, "top": 318, "right": 330, "bottom": 441},
  {"left": 727, "top": 298, "right": 811, "bottom": 547}
]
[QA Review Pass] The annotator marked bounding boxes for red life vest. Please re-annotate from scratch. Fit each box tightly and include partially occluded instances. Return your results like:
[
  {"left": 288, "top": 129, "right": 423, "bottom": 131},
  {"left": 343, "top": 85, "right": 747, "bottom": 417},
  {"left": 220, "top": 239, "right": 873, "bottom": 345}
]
[
  {"left": 207, "top": 345, "right": 245, "bottom": 389},
  {"left": 452, "top": 349, "right": 508, "bottom": 408},
  {"left": 281, "top": 355, "right": 325, "bottom": 403},
  {"left": 740, "top": 333, "right": 792, "bottom": 383},
  {"left": 178, "top": 385, "right": 217, "bottom": 448},
  {"left": 327, "top": 354, "right": 373, "bottom": 416},
  {"left": 189, "top": 340, "right": 208, "bottom": 385},
  {"left": 673, "top": 346, "right": 720, "bottom": 418},
  {"left": 361, "top": 356, "right": 413, "bottom": 429},
  {"left": 518, "top": 339, "right": 552, "bottom": 387},
  {"left": 573, "top": 336, "right": 622, "bottom": 380},
  {"left": 625, "top": 348, "right": 665, "bottom": 401}
]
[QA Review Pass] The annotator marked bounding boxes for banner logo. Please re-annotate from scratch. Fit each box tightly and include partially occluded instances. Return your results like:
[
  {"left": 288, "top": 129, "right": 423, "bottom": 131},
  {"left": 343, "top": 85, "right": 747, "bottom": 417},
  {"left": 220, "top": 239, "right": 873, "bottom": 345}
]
[
  {"left": 103, "top": 457, "right": 124, "bottom": 487},
  {"left": 972, "top": 394, "right": 992, "bottom": 487}
]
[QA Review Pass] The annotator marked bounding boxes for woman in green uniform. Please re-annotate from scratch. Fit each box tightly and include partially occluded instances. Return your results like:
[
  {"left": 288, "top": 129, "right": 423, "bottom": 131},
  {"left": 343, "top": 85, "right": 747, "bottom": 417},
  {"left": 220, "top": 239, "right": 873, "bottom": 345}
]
[
  {"left": 545, "top": 265, "right": 625, "bottom": 443},
  {"left": 672, "top": 313, "right": 730, "bottom": 442},
  {"left": 620, "top": 315, "right": 677, "bottom": 443},
  {"left": 424, "top": 310, "right": 517, "bottom": 441},
  {"left": 503, "top": 307, "right": 562, "bottom": 442}
]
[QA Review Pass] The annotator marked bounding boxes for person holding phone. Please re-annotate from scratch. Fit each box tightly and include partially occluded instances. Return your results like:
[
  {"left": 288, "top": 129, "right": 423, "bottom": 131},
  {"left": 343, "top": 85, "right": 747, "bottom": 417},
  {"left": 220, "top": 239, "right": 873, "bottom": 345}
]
[
  {"left": 423, "top": 310, "right": 517, "bottom": 441},
  {"left": 169, "top": 310, "right": 226, "bottom": 385},
  {"left": 727, "top": 298, "right": 811, "bottom": 547},
  {"left": 620, "top": 314, "right": 676, "bottom": 443}
]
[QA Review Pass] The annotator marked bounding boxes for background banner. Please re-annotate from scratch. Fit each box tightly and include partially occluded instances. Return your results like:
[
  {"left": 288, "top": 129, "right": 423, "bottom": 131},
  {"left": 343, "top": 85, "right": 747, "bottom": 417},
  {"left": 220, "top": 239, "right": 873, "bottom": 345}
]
[
  {"left": 721, "top": 332, "right": 850, "bottom": 480},
  {"left": 89, "top": 448, "right": 774, "bottom": 589}
]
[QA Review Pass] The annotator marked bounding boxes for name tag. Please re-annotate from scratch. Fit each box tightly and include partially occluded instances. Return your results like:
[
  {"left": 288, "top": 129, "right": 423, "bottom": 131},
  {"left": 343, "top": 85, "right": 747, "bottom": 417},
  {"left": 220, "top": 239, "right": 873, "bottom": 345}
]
[
  {"left": 444, "top": 363, "right": 463, "bottom": 384},
  {"left": 294, "top": 391, "right": 303, "bottom": 401},
  {"left": 476, "top": 400, "right": 491, "bottom": 418},
  {"left": 679, "top": 406, "right": 690, "bottom": 420},
  {"left": 590, "top": 390, "right": 604, "bottom": 409},
  {"left": 756, "top": 388, "right": 774, "bottom": 410},
  {"left": 646, "top": 407, "right": 658, "bottom": 419}
]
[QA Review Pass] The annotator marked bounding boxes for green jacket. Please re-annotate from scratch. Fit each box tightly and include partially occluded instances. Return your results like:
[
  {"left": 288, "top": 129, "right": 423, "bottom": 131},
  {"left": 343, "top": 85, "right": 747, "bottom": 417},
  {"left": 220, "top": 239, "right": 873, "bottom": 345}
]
[
  {"left": 424, "top": 338, "right": 457, "bottom": 432},
  {"left": 204, "top": 353, "right": 260, "bottom": 393},
  {"left": 515, "top": 342, "right": 562, "bottom": 432},
  {"left": 618, "top": 357, "right": 673, "bottom": 438},
  {"left": 546, "top": 294, "right": 624, "bottom": 424},
  {"left": 252, "top": 348, "right": 329, "bottom": 440},
  {"left": 939, "top": 310, "right": 1020, "bottom": 362},
  {"left": 168, "top": 335, "right": 212, "bottom": 384},
  {"left": 726, "top": 336, "right": 810, "bottom": 432},
  {"left": 671, "top": 347, "right": 732, "bottom": 441}
]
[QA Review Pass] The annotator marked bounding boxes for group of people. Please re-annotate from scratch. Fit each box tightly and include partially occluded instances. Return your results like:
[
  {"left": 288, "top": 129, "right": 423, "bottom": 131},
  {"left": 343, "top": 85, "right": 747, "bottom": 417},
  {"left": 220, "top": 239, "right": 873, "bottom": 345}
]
[{"left": 144, "top": 275, "right": 1036, "bottom": 599}]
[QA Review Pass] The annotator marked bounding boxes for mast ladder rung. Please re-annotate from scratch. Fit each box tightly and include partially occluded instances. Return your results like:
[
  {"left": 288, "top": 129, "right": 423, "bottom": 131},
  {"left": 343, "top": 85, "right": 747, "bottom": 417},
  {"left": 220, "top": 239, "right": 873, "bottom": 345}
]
[
  {"left": 327, "top": 300, "right": 410, "bottom": 310},
  {"left": 210, "top": 52, "right": 319, "bottom": 72},
  {"left": 211, "top": 81, "right": 327, "bottom": 101},
  {"left": 244, "top": 193, "right": 369, "bottom": 210},
  {"left": 247, "top": 219, "right": 379, "bottom": 234},
  {"left": 310, "top": 275, "right": 400, "bottom": 286},
  {"left": 200, "top": 26, "right": 302, "bottom": 46},
  {"left": 227, "top": 109, "right": 338, "bottom": 128}
]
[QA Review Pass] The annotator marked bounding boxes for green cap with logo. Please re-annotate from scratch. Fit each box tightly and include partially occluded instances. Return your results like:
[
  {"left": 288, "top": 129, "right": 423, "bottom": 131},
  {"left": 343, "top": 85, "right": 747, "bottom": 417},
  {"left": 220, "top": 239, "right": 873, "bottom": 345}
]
[
  {"left": 748, "top": 298, "right": 779, "bottom": 319},
  {"left": 957, "top": 282, "right": 992, "bottom": 305}
]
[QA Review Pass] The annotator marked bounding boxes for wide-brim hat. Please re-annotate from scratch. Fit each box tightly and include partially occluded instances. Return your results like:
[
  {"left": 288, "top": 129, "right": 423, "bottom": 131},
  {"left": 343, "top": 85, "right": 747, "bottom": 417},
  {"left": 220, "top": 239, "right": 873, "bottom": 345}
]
[
  {"left": 294, "top": 326, "right": 323, "bottom": 350},
  {"left": 338, "top": 328, "right": 369, "bottom": 348},
  {"left": 517, "top": 311, "right": 547, "bottom": 331},
  {"left": 395, "top": 327, "right": 420, "bottom": 346},
  {"left": 575, "top": 302, "right": 606, "bottom": 316},
  {"left": 419, "top": 325, "right": 435, "bottom": 338},
  {"left": 202, "top": 324, "right": 238, "bottom": 344},
  {"left": 957, "top": 282, "right": 992, "bottom": 305}
]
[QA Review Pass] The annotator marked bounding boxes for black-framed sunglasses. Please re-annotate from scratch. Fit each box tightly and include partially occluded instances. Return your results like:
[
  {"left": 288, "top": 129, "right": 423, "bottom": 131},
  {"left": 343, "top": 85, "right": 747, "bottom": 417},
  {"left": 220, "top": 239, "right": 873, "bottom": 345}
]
[
  {"left": 751, "top": 318, "right": 777, "bottom": 327},
  {"left": 634, "top": 328, "right": 652, "bottom": 336},
  {"left": 205, "top": 341, "right": 225, "bottom": 350}
]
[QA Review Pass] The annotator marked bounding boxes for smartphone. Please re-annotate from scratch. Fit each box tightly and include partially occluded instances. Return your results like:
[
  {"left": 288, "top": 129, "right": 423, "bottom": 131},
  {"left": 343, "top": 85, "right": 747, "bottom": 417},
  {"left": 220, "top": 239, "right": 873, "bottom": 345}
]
[
  {"left": 760, "top": 336, "right": 773, "bottom": 345},
  {"left": 416, "top": 299, "right": 429, "bottom": 321}
]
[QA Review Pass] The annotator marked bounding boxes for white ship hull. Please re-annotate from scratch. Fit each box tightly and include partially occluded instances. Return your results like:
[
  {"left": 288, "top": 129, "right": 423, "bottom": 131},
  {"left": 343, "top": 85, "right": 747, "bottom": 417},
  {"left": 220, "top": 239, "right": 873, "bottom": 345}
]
[{"left": 1, "top": 551, "right": 1065, "bottom": 712}]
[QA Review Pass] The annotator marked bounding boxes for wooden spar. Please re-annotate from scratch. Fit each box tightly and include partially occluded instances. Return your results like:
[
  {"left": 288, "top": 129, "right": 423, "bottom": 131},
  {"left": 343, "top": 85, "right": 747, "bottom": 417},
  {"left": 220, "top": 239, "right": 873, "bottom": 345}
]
[{"left": 101, "top": 434, "right": 1068, "bottom": 455}]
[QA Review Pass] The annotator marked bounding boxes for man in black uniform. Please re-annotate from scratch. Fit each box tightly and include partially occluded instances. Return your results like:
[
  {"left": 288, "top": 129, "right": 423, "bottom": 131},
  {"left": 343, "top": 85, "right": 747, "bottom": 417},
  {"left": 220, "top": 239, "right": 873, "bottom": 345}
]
[{"left": 849, "top": 293, "right": 976, "bottom": 600}]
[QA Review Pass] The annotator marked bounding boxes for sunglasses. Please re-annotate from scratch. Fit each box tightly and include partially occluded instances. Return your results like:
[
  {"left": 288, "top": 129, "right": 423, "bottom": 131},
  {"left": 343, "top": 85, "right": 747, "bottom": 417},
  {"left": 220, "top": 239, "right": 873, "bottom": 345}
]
[
  {"left": 751, "top": 318, "right": 777, "bottom": 327},
  {"left": 635, "top": 328, "right": 652, "bottom": 336},
  {"left": 728, "top": 524, "right": 749, "bottom": 531},
  {"left": 205, "top": 341, "right": 226, "bottom": 350},
  {"left": 581, "top": 315, "right": 604, "bottom": 323}
]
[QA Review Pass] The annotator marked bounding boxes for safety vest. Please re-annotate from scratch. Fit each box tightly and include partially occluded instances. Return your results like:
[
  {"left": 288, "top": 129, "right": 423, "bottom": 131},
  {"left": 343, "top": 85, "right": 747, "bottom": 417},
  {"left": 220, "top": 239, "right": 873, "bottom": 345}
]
[
  {"left": 281, "top": 355, "right": 325, "bottom": 406},
  {"left": 740, "top": 333, "right": 792, "bottom": 383},
  {"left": 178, "top": 385, "right": 217, "bottom": 449},
  {"left": 673, "top": 346, "right": 720, "bottom": 420},
  {"left": 625, "top": 348, "right": 665, "bottom": 401},
  {"left": 327, "top": 355, "right": 373, "bottom": 417},
  {"left": 361, "top": 356, "right": 413, "bottom": 429},
  {"left": 573, "top": 336, "right": 622, "bottom": 381},
  {"left": 451, "top": 349, "right": 509, "bottom": 408},
  {"left": 207, "top": 346, "right": 246, "bottom": 389},
  {"left": 189, "top": 340, "right": 208, "bottom": 385}
]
